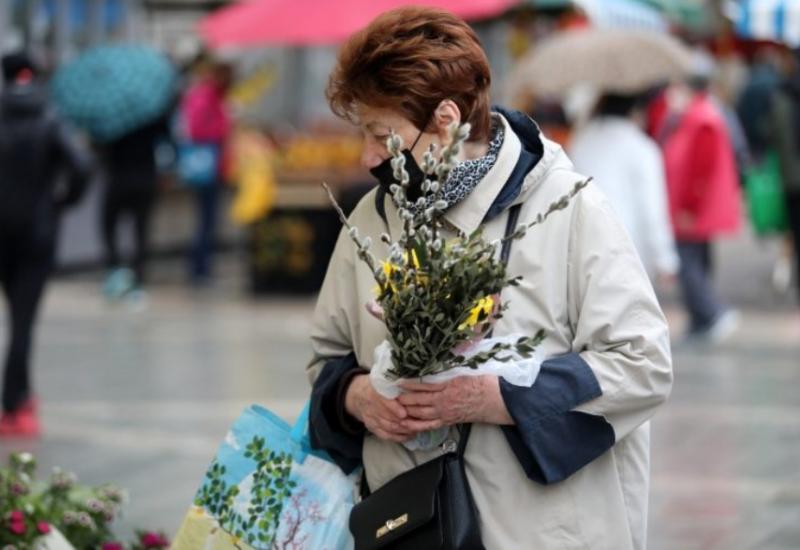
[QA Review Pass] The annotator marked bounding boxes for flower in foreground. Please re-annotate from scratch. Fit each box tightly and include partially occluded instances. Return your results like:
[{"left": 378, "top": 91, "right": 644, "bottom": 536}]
[
  {"left": 7, "top": 512, "right": 23, "bottom": 523},
  {"left": 458, "top": 295, "right": 495, "bottom": 331},
  {"left": 140, "top": 531, "right": 169, "bottom": 548}
]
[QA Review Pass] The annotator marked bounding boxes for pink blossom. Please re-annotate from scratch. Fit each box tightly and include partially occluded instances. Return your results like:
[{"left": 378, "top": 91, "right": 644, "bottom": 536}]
[
  {"left": 7, "top": 512, "right": 23, "bottom": 523},
  {"left": 101, "top": 543, "right": 124, "bottom": 550},
  {"left": 36, "top": 522, "right": 51, "bottom": 535},
  {"left": 8, "top": 522, "right": 25, "bottom": 536},
  {"left": 140, "top": 532, "right": 169, "bottom": 548}
]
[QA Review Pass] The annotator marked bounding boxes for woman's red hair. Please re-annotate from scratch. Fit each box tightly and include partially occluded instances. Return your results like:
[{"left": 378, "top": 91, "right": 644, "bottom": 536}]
[{"left": 326, "top": 7, "right": 492, "bottom": 142}]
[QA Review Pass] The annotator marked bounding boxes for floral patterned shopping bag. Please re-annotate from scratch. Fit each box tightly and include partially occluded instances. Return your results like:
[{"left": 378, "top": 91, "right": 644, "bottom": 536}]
[{"left": 172, "top": 403, "right": 357, "bottom": 550}]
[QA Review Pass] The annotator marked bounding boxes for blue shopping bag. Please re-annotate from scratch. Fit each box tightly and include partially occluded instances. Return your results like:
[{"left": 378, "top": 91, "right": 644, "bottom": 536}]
[
  {"left": 177, "top": 142, "right": 220, "bottom": 187},
  {"left": 173, "top": 403, "right": 357, "bottom": 549}
]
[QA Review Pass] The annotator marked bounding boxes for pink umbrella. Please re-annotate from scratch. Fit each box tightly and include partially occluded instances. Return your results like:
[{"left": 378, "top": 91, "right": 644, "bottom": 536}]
[{"left": 200, "top": 0, "right": 518, "bottom": 48}]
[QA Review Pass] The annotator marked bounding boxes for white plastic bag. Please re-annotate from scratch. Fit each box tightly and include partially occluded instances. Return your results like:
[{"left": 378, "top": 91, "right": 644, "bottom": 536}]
[
  {"left": 35, "top": 528, "right": 76, "bottom": 550},
  {"left": 369, "top": 335, "right": 544, "bottom": 450}
]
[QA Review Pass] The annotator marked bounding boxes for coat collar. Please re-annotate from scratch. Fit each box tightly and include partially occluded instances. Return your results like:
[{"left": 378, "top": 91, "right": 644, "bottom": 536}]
[
  {"left": 385, "top": 114, "right": 571, "bottom": 237},
  {"left": 442, "top": 113, "right": 521, "bottom": 235}
]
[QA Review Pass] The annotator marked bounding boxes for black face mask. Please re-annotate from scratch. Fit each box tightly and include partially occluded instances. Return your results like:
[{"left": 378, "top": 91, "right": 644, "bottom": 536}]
[{"left": 369, "top": 124, "right": 427, "bottom": 201}]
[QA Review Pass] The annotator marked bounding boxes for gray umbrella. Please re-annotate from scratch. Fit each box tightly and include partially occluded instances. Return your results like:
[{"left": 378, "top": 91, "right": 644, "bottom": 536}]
[{"left": 508, "top": 28, "right": 693, "bottom": 99}]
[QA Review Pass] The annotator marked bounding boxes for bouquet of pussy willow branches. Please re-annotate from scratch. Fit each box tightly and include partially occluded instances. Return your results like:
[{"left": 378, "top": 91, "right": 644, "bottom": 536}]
[{"left": 323, "top": 122, "right": 588, "bottom": 381}]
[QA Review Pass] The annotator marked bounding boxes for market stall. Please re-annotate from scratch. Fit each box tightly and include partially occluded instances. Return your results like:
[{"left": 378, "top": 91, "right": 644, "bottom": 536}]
[{"left": 246, "top": 132, "right": 369, "bottom": 294}]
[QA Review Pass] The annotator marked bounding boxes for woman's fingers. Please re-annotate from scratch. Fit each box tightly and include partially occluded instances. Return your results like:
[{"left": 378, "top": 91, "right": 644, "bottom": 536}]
[
  {"left": 405, "top": 405, "right": 438, "bottom": 419},
  {"left": 399, "top": 380, "right": 446, "bottom": 393},
  {"left": 370, "top": 415, "right": 413, "bottom": 442},
  {"left": 397, "top": 391, "right": 438, "bottom": 407},
  {"left": 377, "top": 415, "right": 410, "bottom": 434},
  {"left": 380, "top": 396, "right": 408, "bottom": 419}
]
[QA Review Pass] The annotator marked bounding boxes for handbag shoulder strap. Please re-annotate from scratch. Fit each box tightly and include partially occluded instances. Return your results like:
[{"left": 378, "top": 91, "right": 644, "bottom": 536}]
[
  {"left": 457, "top": 202, "right": 522, "bottom": 455},
  {"left": 501, "top": 203, "right": 522, "bottom": 266}
]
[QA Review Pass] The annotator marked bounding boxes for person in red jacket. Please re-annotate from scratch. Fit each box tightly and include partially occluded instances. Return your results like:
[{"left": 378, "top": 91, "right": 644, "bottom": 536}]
[{"left": 651, "top": 68, "right": 742, "bottom": 342}]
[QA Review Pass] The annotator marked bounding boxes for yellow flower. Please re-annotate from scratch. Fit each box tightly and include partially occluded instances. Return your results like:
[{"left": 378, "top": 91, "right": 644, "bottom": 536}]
[
  {"left": 380, "top": 250, "right": 425, "bottom": 292},
  {"left": 382, "top": 260, "right": 396, "bottom": 279},
  {"left": 409, "top": 249, "right": 421, "bottom": 269},
  {"left": 458, "top": 295, "right": 495, "bottom": 331}
]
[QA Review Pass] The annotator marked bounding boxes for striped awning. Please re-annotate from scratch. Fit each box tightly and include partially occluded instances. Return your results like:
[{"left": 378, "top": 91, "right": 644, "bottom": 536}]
[
  {"left": 726, "top": 0, "right": 800, "bottom": 47},
  {"left": 575, "top": 0, "right": 669, "bottom": 31}
]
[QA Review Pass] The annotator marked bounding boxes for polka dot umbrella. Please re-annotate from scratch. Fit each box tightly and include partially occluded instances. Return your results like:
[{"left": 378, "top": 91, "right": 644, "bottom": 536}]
[{"left": 52, "top": 44, "right": 177, "bottom": 143}]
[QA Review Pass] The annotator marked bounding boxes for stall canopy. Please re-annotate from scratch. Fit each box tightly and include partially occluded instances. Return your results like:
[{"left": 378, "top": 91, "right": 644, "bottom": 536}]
[
  {"left": 638, "top": 0, "right": 712, "bottom": 33},
  {"left": 726, "top": 0, "right": 800, "bottom": 47},
  {"left": 200, "top": 0, "right": 518, "bottom": 48},
  {"left": 574, "top": 0, "right": 668, "bottom": 31},
  {"left": 519, "top": 0, "right": 692, "bottom": 31}
]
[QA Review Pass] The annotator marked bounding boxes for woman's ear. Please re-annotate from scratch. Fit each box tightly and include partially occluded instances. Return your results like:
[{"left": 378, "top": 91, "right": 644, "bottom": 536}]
[{"left": 433, "top": 100, "right": 462, "bottom": 144}]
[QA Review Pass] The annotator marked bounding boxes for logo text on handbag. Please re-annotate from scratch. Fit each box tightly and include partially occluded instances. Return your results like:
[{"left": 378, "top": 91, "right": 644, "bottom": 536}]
[{"left": 376, "top": 513, "right": 409, "bottom": 538}]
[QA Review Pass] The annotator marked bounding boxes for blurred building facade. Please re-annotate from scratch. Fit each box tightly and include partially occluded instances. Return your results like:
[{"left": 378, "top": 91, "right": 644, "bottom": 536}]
[{"left": 0, "top": 1, "right": 242, "bottom": 68}]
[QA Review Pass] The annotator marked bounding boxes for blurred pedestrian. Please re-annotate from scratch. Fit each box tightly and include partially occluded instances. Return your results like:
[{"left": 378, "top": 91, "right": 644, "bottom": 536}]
[
  {"left": 651, "top": 60, "right": 743, "bottom": 342},
  {"left": 100, "top": 117, "right": 171, "bottom": 303},
  {"left": 769, "top": 49, "right": 800, "bottom": 303},
  {"left": 0, "top": 52, "right": 91, "bottom": 436},
  {"left": 178, "top": 59, "right": 233, "bottom": 285},
  {"left": 570, "top": 92, "right": 679, "bottom": 284},
  {"left": 737, "top": 47, "right": 784, "bottom": 162}
]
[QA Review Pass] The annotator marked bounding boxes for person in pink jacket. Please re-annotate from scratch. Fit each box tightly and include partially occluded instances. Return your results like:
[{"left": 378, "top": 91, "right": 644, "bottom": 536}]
[
  {"left": 179, "top": 60, "right": 232, "bottom": 283},
  {"left": 652, "top": 73, "right": 742, "bottom": 342}
]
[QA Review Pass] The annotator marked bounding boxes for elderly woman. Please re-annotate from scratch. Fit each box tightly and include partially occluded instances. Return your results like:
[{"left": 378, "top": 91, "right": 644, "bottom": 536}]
[{"left": 307, "top": 7, "right": 672, "bottom": 549}]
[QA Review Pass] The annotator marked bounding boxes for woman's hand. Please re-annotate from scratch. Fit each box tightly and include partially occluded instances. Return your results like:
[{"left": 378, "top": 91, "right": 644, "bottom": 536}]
[
  {"left": 397, "top": 375, "right": 514, "bottom": 432},
  {"left": 345, "top": 374, "right": 414, "bottom": 443}
]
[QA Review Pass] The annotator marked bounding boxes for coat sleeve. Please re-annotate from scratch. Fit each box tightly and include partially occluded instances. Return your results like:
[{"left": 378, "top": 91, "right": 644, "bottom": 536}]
[
  {"left": 499, "top": 186, "right": 673, "bottom": 484},
  {"left": 569, "top": 188, "right": 673, "bottom": 439},
  {"left": 309, "top": 353, "right": 366, "bottom": 474},
  {"left": 307, "top": 225, "right": 365, "bottom": 471},
  {"left": 307, "top": 225, "right": 359, "bottom": 382}
]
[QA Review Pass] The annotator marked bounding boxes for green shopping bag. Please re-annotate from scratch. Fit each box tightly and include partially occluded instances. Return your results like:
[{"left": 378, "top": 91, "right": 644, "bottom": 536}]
[{"left": 744, "top": 151, "right": 789, "bottom": 235}]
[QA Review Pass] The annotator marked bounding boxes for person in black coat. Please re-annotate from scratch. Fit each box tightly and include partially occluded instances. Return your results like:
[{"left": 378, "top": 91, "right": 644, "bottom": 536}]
[
  {"left": 769, "top": 49, "right": 800, "bottom": 303},
  {"left": 0, "top": 52, "right": 91, "bottom": 437}
]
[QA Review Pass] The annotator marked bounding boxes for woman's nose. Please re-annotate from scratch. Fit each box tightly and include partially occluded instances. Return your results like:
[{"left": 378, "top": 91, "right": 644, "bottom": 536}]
[{"left": 361, "top": 145, "right": 386, "bottom": 170}]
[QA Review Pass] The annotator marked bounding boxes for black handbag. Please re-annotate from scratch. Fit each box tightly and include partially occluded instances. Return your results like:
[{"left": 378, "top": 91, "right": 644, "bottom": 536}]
[{"left": 349, "top": 424, "right": 484, "bottom": 550}]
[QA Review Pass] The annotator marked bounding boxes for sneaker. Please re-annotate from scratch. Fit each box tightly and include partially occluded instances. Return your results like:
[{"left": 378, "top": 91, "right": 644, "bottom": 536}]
[
  {"left": 772, "top": 255, "right": 792, "bottom": 294},
  {"left": 679, "top": 310, "right": 741, "bottom": 347},
  {"left": 0, "top": 404, "right": 41, "bottom": 438},
  {"left": 707, "top": 310, "right": 740, "bottom": 344},
  {"left": 103, "top": 268, "right": 135, "bottom": 301}
]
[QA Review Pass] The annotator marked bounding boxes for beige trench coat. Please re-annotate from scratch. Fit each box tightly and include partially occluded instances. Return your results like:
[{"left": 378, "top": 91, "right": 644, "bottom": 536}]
[{"left": 308, "top": 114, "right": 673, "bottom": 549}]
